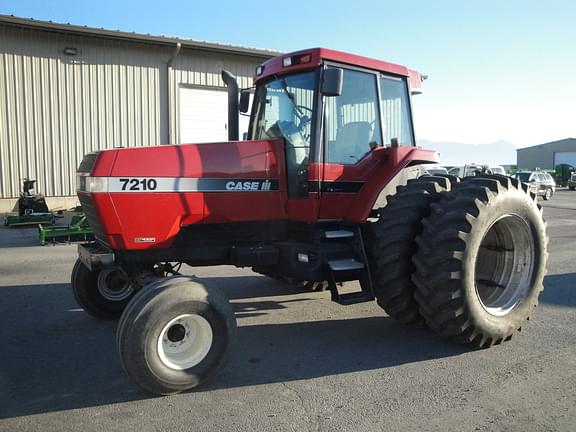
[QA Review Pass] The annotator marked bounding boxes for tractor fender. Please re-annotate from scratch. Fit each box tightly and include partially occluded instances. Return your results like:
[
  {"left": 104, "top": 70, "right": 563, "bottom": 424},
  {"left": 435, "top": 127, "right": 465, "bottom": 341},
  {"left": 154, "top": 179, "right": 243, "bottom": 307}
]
[{"left": 344, "top": 146, "right": 437, "bottom": 223}]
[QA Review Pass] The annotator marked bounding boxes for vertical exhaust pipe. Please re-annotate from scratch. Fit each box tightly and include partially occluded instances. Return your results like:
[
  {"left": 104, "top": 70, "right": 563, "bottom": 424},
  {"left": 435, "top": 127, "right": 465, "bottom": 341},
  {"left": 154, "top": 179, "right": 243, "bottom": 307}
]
[{"left": 221, "top": 70, "right": 239, "bottom": 141}]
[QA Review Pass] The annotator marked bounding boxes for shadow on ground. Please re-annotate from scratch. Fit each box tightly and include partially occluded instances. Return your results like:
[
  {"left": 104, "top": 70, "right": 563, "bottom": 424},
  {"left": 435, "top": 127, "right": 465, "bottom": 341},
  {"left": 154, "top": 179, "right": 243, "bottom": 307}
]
[
  {"left": 0, "top": 225, "right": 45, "bottom": 248},
  {"left": 540, "top": 273, "right": 576, "bottom": 307},
  {"left": 0, "top": 276, "right": 468, "bottom": 419}
]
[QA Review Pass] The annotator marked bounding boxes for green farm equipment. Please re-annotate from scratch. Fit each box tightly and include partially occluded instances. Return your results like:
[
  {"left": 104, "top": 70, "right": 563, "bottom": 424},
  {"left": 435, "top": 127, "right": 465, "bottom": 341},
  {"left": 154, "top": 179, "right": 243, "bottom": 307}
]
[
  {"left": 4, "top": 178, "right": 54, "bottom": 227},
  {"left": 554, "top": 164, "right": 575, "bottom": 187},
  {"left": 4, "top": 212, "right": 54, "bottom": 227},
  {"left": 38, "top": 213, "right": 94, "bottom": 245}
]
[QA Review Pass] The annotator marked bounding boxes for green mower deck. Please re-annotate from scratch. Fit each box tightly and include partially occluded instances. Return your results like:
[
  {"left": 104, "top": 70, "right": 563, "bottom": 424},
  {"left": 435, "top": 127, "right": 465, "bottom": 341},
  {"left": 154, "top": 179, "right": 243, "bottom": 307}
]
[
  {"left": 4, "top": 213, "right": 55, "bottom": 227},
  {"left": 38, "top": 214, "right": 94, "bottom": 245}
]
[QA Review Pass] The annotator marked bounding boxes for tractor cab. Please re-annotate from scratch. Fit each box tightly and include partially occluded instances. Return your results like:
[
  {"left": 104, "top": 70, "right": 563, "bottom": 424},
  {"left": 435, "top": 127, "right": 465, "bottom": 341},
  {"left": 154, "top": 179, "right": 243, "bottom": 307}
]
[{"left": 232, "top": 48, "right": 431, "bottom": 222}]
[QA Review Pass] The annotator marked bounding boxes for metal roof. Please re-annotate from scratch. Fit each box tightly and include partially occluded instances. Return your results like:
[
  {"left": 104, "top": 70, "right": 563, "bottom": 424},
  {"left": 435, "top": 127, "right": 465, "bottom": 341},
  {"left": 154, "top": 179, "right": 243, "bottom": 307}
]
[
  {"left": 0, "top": 14, "right": 279, "bottom": 59},
  {"left": 516, "top": 138, "right": 576, "bottom": 151}
]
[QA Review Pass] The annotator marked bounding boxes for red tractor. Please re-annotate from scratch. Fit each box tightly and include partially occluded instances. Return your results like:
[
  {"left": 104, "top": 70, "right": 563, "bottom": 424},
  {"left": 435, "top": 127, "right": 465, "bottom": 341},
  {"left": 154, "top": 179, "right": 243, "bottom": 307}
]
[{"left": 74, "top": 48, "right": 548, "bottom": 395}]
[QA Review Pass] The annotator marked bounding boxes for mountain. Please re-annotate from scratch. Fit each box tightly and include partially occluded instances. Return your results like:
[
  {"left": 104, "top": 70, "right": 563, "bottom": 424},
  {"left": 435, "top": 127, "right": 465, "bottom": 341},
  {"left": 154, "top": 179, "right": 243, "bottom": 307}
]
[{"left": 417, "top": 139, "right": 517, "bottom": 166}]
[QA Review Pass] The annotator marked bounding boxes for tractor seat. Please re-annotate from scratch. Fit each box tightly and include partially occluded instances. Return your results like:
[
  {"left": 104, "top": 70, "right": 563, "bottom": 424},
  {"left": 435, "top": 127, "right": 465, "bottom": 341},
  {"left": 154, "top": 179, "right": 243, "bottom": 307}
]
[{"left": 329, "top": 121, "right": 373, "bottom": 163}]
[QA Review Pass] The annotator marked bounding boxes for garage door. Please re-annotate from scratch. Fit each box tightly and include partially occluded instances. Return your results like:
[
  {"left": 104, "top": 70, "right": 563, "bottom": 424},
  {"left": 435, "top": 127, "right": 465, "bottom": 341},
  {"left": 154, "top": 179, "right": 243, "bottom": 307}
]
[
  {"left": 179, "top": 87, "right": 253, "bottom": 144},
  {"left": 554, "top": 152, "right": 576, "bottom": 168},
  {"left": 179, "top": 87, "right": 228, "bottom": 143}
]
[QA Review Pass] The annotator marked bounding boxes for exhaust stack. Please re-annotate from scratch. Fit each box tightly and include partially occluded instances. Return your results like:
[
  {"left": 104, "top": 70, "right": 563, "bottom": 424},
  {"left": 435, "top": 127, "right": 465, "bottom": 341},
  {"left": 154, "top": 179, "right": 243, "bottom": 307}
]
[{"left": 221, "top": 70, "right": 239, "bottom": 141}]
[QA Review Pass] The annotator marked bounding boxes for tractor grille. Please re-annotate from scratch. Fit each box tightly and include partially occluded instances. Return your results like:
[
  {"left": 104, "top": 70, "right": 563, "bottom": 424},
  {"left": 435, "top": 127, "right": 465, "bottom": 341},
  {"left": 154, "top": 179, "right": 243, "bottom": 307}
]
[{"left": 78, "top": 194, "right": 107, "bottom": 242}]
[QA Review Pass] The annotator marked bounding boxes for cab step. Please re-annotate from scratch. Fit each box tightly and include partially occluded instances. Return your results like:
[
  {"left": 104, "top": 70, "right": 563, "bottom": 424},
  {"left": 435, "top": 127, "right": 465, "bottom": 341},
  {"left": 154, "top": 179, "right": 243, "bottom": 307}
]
[
  {"left": 324, "top": 230, "right": 355, "bottom": 239},
  {"left": 328, "top": 258, "right": 365, "bottom": 271},
  {"left": 326, "top": 260, "right": 373, "bottom": 306}
]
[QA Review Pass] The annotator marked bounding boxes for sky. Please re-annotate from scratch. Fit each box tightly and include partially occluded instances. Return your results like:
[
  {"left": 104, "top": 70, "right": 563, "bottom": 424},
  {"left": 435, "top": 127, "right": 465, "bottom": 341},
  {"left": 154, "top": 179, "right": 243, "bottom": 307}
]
[{"left": 1, "top": 0, "right": 575, "bottom": 148}]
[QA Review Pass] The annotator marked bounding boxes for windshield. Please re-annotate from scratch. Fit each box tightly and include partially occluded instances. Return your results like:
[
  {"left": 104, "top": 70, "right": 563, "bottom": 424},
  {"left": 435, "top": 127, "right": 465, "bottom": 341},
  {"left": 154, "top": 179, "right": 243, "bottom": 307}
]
[
  {"left": 515, "top": 173, "right": 531, "bottom": 182},
  {"left": 250, "top": 71, "right": 317, "bottom": 198},
  {"left": 249, "top": 71, "right": 316, "bottom": 165}
]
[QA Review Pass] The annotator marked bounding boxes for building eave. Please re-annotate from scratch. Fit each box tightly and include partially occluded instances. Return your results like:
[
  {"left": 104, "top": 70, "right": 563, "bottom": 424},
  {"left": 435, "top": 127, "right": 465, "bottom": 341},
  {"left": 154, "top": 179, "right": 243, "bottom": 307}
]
[{"left": 0, "top": 14, "right": 279, "bottom": 59}]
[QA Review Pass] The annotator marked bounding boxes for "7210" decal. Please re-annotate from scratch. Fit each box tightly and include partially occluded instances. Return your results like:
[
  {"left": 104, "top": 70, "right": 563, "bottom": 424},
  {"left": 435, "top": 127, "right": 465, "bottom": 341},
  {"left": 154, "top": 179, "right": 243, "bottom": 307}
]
[{"left": 119, "top": 178, "right": 158, "bottom": 191}]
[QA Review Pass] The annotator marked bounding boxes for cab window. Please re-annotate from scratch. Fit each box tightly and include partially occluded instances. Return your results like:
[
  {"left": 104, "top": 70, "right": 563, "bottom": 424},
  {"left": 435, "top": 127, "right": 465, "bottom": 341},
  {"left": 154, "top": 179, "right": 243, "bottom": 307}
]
[
  {"left": 380, "top": 76, "right": 415, "bottom": 146},
  {"left": 324, "top": 69, "right": 382, "bottom": 164}
]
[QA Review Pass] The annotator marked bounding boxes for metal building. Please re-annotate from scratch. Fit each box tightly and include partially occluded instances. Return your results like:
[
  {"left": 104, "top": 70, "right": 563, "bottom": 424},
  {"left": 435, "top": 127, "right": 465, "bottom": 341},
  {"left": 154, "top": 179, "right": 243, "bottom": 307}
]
[
  {"left": 516, "top": 138, "right": 576, "bottom": 170},
  {"left": 0, "top": 15, "right": 276, "bottom": 211}
]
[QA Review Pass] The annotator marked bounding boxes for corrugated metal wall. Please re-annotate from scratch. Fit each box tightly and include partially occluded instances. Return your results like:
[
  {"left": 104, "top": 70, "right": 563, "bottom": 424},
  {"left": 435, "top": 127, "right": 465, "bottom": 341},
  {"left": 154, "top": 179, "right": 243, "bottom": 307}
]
[
  {"left": 0, "top": 24, "right": 264, "bottom": 199},
  {"left": 169, "top": 51, "right": 257, "bottom": 144}
]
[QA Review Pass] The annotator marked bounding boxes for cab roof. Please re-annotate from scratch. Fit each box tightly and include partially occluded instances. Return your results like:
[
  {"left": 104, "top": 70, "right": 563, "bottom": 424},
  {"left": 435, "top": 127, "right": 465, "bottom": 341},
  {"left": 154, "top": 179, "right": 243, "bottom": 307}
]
[{"left": 255, "top": 47, "right": 424, "bottom": 94}]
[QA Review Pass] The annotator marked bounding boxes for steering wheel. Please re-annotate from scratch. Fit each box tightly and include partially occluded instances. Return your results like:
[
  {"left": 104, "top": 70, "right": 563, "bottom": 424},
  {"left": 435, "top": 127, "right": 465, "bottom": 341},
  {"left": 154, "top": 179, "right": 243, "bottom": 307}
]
[{"left": 294, "top": 105, "right": 312, "bottom": 140}]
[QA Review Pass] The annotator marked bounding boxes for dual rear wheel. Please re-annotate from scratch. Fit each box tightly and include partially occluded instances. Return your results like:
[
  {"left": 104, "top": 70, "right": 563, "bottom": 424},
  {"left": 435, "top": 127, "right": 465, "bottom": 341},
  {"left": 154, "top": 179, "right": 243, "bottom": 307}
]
[{"left": 367, "top": 175, "right": 548, "bottom": 348}]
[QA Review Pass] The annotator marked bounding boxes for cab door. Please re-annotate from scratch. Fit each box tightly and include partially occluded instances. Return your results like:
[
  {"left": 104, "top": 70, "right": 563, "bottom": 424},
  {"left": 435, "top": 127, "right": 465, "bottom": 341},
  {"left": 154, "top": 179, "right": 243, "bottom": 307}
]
[{"left": 318, "top": 67, "right": 414, "bottom": 220}]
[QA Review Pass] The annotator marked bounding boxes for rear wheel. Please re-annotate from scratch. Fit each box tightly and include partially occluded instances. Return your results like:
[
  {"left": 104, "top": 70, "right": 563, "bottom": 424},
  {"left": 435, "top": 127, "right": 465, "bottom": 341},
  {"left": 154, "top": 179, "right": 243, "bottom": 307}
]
[
  {"left": 117, "top": 276, "right": 236, "bottom": 395},
  {"left": 413, "top": 175, "right": 548, "bottom": 347},
  {"left": 365, "top": 176, "right": 455, "bottom": 325},
  {"left": 569, "top": 186, "right": 575, "bottom": 191},
  {"left": 71, "top": 259, "right": 134, "bottom": 319}
]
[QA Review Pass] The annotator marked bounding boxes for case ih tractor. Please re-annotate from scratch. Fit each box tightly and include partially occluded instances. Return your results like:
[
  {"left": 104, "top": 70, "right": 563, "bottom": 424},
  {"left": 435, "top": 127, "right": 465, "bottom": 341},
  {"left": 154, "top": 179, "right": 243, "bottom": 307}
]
[{"left": 74, "top": 48, "right": 548, "bottom": 395}]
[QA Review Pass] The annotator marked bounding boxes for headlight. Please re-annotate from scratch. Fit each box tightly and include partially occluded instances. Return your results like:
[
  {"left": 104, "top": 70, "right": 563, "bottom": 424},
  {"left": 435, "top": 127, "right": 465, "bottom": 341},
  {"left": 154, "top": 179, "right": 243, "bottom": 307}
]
[{"left": 77, "top": 175, "right": 108, "bottom": 192}]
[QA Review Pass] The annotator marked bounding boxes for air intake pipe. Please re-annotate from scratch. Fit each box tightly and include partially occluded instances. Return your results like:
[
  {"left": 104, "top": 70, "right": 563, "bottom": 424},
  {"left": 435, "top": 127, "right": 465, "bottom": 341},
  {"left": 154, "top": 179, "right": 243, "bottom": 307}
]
[{"left": 221, "top": 70, "right": 239, "bottom": 141}]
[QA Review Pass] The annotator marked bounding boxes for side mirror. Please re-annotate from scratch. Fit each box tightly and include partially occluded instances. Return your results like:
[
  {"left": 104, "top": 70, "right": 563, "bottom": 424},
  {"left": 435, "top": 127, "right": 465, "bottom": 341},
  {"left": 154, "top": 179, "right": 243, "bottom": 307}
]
[
  {"left": 321, "top": 68, "right": 343, "bottom": 97},
  {"left": 239, "top": 90, "right": 251, "bottom": 113}
]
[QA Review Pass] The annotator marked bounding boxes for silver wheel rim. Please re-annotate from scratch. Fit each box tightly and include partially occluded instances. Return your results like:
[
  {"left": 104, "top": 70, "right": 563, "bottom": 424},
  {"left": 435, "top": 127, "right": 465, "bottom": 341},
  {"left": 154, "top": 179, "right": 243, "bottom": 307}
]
[
  {"left": 157, "top": 314, "right": 213, "bottom": 370},
  {"left": 545, "top": 189, "right": 551, "bottom": 199},
  {"left": 97, "top": 269, "right": 133, "bottom": 301},
  {"left": 475, "top": 214, "right": 535, "bottom": 316}
]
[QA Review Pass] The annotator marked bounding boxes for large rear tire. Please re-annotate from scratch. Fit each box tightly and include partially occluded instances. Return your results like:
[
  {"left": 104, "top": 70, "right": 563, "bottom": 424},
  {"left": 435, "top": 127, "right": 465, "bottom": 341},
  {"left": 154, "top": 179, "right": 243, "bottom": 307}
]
[
  {"left": 365, "top": 176, "right": 455, "bottom": 325},
  {"left": 117, "top": 276, "right": 236, "bottom": 395},
  {"left": 71, "top": 259, "right": 134, "bottom": 319},
  {"left": 413, "top": 175, "right": 548, "bottom": 347}
]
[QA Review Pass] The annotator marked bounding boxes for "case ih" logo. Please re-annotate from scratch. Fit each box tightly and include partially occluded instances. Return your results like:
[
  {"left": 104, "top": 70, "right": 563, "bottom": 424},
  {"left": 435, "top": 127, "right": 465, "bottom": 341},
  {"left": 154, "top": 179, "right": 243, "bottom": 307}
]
[{"left": 225, "top": 180, "right": 272, "bottom": 191}]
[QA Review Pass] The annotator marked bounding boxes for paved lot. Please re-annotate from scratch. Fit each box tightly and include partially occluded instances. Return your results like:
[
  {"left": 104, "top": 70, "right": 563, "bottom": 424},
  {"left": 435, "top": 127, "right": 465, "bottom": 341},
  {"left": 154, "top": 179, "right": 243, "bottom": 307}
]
[{"left": 1, "top": 189, "right": 576, "bottom": 431}]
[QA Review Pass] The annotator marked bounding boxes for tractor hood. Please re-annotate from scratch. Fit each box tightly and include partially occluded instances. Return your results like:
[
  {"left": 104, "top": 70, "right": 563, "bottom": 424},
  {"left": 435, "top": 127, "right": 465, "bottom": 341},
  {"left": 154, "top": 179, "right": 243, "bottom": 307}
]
[
  {"left": 81, "top": 140, "right": 283, "bottom": 183},
  {"left": 77, "top": 139, "right": 287, "bottom": 249}
]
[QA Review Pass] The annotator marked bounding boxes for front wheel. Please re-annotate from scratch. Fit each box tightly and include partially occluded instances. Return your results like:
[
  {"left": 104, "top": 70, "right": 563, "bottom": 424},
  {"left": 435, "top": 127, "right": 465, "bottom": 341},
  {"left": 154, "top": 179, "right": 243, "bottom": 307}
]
[
  {"left": 543, "top": 187, "right": 553, "bottom": 200},
  {"left": 71, "top": 259, "right": 134, "bottom": 319},
  {"left": 117, "top": 276, "right": 236, "bottom": 395}
]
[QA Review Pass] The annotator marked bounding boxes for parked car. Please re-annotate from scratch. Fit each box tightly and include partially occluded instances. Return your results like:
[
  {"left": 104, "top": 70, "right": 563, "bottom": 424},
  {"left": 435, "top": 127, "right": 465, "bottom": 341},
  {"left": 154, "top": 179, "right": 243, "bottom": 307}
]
[
  {"left": 512, "top": 171, "right": 556, "bottom": 200},
  {"left": 568, "top": 172, "right": 576, "bottom": 191},
  {"left": 422, "top": 164, "right": 449, "bottom": 176},
  {"left": 448, "top": 164, "right": 506, "bottom": 178},
  {"left": 489, "top": 165, "right": 506, "bottom": 175}
]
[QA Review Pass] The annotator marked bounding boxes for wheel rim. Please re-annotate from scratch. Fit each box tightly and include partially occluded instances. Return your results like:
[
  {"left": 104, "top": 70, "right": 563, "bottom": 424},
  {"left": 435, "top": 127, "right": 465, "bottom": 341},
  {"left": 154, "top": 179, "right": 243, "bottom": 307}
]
[
  {"left": 545, "top": 189, "right": 551, "bottom": 199},
  {"left": 475, "top": 214, "right": 535, "bottom": 316},
  {"left": 97, "top": 269, "right": 133, "bottom": 301},
  {"left": 157, "top": 314, "right": 213, "bottom": 370}
]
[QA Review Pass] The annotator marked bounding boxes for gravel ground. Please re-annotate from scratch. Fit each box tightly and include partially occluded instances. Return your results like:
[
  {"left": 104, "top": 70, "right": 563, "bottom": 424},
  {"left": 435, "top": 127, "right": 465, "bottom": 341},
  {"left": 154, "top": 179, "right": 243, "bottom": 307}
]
[{"left": 1, "top": 188, "right": 575, "bottom": 431}]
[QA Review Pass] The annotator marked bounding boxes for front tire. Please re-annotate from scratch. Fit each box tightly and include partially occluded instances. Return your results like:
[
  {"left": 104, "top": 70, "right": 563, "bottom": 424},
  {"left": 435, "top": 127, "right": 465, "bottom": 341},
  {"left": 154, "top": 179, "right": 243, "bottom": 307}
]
[
  {"left": 71, "top": 259, "right": 134, "bottom": 319},
  {"left": 117, "top": 276, "right": 236, "bottom": 395},
  {"left": 543, "top": 187, "right": 553, "bottom": 200},
  {"left": 413, "top": 175, "right": 548, "bottom": 348}
]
